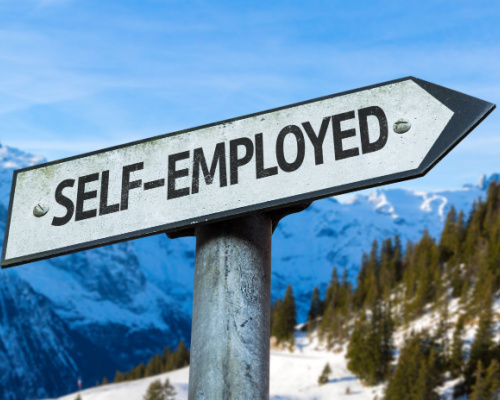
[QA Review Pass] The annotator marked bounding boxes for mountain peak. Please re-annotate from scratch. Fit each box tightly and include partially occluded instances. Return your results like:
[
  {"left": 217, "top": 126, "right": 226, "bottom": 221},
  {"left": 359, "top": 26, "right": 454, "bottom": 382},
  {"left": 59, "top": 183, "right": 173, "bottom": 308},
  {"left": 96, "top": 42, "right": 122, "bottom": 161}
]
[
  {"left": 0, "top": 144, "right": 45, "bottom": 207},
  {"left": 0, "top": 144, "right": 45, "bottom": 171},
  {"left": 478, "top": 173, "right": 500, "bottom": 190}
]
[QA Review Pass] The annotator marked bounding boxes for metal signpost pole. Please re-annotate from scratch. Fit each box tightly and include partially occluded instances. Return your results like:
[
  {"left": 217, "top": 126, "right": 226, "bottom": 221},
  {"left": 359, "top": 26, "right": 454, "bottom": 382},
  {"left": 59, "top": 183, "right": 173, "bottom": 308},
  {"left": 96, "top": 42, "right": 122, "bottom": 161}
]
[{"left": 188, "top": 213, "right": 272, "bottom": 400}]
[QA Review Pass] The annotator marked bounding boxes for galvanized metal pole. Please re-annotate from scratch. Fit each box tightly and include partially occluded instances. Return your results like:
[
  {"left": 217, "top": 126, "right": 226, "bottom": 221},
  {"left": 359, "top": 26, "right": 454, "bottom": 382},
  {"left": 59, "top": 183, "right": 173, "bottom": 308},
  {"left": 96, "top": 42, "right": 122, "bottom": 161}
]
[{"left": 188, "top": 213, "right": 272, "bottom": 400}]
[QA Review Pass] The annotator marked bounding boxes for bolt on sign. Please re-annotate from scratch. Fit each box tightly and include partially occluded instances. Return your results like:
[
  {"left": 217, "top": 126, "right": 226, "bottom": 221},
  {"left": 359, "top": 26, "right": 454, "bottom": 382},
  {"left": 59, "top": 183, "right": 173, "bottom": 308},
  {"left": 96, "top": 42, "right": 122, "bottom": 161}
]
[{"left": 1, "top": 77, "right": 495, "bottom": 268}]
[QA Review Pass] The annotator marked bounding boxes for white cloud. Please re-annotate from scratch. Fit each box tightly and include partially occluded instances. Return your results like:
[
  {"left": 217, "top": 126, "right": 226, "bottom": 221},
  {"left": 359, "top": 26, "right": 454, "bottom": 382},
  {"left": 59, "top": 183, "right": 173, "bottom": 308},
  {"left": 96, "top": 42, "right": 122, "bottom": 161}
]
[{"left": 0, "top": 0, "right": 497, "bottom": 192}]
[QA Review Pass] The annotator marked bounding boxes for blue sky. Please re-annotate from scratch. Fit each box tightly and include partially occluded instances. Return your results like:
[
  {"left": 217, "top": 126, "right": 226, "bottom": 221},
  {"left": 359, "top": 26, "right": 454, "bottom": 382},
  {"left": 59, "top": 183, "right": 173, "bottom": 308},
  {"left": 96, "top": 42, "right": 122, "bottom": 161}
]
[{"left": 0, "top": 0, "right": 498, "bottom": 191}]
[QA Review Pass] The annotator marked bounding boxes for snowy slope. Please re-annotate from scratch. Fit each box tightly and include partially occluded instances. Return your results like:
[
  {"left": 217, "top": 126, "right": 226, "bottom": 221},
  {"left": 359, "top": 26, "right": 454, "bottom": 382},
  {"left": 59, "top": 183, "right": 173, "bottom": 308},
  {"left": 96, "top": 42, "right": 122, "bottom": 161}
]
[
  {"left": 45, "top": 295, "right": 500, "bottom": 400},
  {"left": 44, "top": 333, "right": 381, "bottom": 400},
  {"left": 0, "top": 142, "right": 495, "bottom": 398}
]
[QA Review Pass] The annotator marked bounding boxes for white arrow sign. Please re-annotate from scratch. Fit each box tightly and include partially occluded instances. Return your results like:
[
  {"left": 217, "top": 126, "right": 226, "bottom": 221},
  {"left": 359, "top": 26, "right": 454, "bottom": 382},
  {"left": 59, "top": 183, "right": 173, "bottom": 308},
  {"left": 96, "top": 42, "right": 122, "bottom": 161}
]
[{"left": 1, "top": 77, "right": 495, "bottom": 268}]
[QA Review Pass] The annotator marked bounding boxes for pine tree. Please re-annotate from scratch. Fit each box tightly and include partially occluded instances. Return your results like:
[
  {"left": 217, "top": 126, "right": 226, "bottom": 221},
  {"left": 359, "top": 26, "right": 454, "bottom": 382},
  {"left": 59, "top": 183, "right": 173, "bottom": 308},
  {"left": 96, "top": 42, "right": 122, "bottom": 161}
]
[
  {"left": 471, "top": 245, "right": 494, "bottom": 314},
  {"left": 377, "top": 236, "right": 404, "bottom": 299},
  {"left": 174, "top": 340, "right": 190, "bottom": 369},
  {"left": 320, "top": 267, "right": 354, "bottom": 346},
  {"left": 346, "top": 312, "right": 367, "bottom": 379},
  {"left": 352, "top": 240, "right": 381, "bottom": 310},
  {"left": 161, "top": 347, "right": 172, "bottom": 372},
  {"left": 439, "top": 206, "right": 458, "bottom": 263},
  {"left": 145, "top": 379, "right": 163, "bottom": 397},
  {"left": 393, "top": 235, "right": 404, "bottom": 281},
  {"left": 484, "top": 359, "right": 500, "bottom": 398},
  {"left": 470, "top": 361, "right": 486, "bottom": 400},
  {"left": 320, "top": 267, "right": 339, "bottom": 342},
  {"left": 468, "top": 359, "right": 500, "bottom": 399},
  {"left": 155, "top": 354, "right": 163, "bottom": 374},
  {"left": 450, "top": 257, "right": 464, "bottom": 298},
  {"left": 271, "top": 285, "right": 297, "bottom": 344},
  {"left": 377, "top": 301, "right": 395, "bottom": 382},
  {"left": 463, "top": 199, "right": 485, "bottom": 265},
  {"left": 325, "top": 267, "right": 339, "bottom": 306},
  {"left": 379, "top": 238, "right": 396, "bottom": 299},
  {"left": 162, "top": 340, "right": 189, "bottom": 372},
  {"left": 385, "top": 335, "right": 421, "bottom": 400},
  {"left": 143, "top": 378, "right": 177, "bottom": 400},
  {"left": 135, "top": 363, "right": 146, "bottom": 379},
  {"left": 406, "top": 230, "right": 440, "bottom": 317},
  {"left": 270, "top": 298, "right": 283, "bottom": 339},
  {"left": 346, "top": 300, "right": 393, "bottom": 385},
  {"left": 114, "top": 370, "right": 124, "bottom": 383},
  {"left": 307, "top": 286, "right": 322, "bottom": 331},
  {"left": 384, "top": 332, "right": 441, "bottom": 400},
  {"left": 101, "top": 376, "right": 108, "bottom": 385},
  {"left": 162, "top": 378, "right": 177, "bottom": 400},
  {"left": 145, "top": 359, "right": 154, "bottom": 377},
  {"left": 414, "top": 348, "right": 440, "bottom": 400},
  {"left": 465, "top": 295, "right": 494, "bottom": 392},
  {"left": 450, "top": 314, "right": 465, "bottom": 378},
  {"left": 363, "top": 240, "right": 380, "bottom": 309},
  {"left": 318, "top": 363, "right": 332, "bottom": 385},
  {"left": 433, "top": 301, "right": 450, "bottom": 374},
  {"left": 353, "top": 257, "right": 368, "bottom": 309},
  {"left": 337, "top": 268, "right": 353, "bottom": 341}
]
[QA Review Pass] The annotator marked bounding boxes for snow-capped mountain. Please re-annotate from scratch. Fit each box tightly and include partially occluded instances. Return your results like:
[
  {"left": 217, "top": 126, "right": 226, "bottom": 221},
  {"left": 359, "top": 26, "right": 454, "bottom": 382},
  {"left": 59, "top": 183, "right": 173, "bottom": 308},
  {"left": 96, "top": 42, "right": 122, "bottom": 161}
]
[
  {"left": 0, "top": 142, "right": 494, "bottom": 399},
  {"left": 271, "top": 182, "right": 488, "bottom": 318}
]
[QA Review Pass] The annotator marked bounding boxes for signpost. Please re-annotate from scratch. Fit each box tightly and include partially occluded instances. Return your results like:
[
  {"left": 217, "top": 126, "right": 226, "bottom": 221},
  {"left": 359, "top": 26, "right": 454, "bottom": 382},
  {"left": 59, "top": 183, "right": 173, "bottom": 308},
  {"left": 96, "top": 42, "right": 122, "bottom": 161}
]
[
  {"left": 0, "top": 77, "right": 495, "bottom": 268},
  {"left": 0, "top": 77, "right": 494, "bottom": 399}
]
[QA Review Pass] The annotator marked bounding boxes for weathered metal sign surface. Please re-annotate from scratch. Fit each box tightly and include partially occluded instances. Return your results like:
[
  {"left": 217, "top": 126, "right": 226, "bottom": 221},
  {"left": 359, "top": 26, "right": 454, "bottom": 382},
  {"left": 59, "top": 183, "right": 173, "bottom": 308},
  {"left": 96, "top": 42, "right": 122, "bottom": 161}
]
[{"left": 1, "top": 77, "right": 495, "bottom": 267}]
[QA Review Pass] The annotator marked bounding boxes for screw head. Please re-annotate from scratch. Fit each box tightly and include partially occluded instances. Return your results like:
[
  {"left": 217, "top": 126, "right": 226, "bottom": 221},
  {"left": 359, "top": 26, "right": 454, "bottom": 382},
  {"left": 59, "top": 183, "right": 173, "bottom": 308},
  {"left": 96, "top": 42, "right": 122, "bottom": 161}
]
[
  {"left": 33, "top": 203, "right": 49, "bottom": 217},
  {"left": 393, "top": 119, "right": 412, "bottom": 134}
]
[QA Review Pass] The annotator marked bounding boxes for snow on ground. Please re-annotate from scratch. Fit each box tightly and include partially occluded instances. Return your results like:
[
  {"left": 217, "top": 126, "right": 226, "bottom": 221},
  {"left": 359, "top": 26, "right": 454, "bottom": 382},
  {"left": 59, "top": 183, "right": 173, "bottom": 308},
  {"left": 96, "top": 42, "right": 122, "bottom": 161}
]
[
  {"left": 44, "top": 332, "right": 383, "bottom": 400},
  {"left": 269, "top": 332, "right": 384, "bottom": 400},
  {"left": 44, "top": 368, "right": 190, "bottom": 400},
  {"left": 45, "top": 294, "right": 500, "bottom": 400}
]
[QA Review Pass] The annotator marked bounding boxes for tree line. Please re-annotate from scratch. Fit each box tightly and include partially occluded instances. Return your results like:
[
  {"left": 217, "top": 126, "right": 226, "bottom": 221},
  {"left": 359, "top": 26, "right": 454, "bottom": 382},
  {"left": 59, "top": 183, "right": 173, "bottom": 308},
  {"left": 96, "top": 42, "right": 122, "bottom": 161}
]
[
  {"left": 297, "top": 180, "right": 500, "bottom": 398},
  {"left": 99, "top": 340, "right": 190, "bottom": 386}
]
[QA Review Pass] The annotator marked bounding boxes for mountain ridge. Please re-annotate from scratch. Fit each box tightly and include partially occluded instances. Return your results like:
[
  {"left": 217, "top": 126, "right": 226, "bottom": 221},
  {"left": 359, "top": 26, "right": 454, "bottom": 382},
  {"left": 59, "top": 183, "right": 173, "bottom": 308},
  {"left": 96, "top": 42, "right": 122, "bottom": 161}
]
[{"left": 0, "top": 142, "right": 495, "bottom": 399}]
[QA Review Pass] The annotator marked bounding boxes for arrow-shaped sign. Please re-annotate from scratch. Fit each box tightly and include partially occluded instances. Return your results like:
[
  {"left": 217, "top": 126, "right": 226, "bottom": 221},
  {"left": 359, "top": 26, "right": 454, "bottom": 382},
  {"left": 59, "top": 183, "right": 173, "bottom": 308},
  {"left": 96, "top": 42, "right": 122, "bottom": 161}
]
[{"left": 1, "top": 77, "right": 495, "bottom": 268}]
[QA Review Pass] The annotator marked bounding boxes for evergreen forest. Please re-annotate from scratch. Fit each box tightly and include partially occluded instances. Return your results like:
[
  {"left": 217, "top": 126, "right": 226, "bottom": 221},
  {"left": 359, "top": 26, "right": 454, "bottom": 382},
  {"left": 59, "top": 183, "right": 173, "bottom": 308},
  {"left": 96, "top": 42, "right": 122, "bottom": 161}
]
[
  {"left": 99, "top": 340, "right": 190, "bottom": 386},
  {"left": 271, "top": 180, "right": 500, "bottom": 398}
]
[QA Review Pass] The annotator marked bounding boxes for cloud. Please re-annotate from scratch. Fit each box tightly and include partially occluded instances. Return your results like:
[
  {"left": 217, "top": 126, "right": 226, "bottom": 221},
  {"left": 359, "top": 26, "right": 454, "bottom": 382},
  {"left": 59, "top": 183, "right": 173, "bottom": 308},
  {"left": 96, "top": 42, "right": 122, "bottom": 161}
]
[
  {"left": 1, "top": 0, "right": 499, "bottom": 120},
  {"left": 0, "top": 0, "right": 497, "bottom": 189},
  {"left": 1, "top": 29, "right": 498, "bottom": 116}
]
